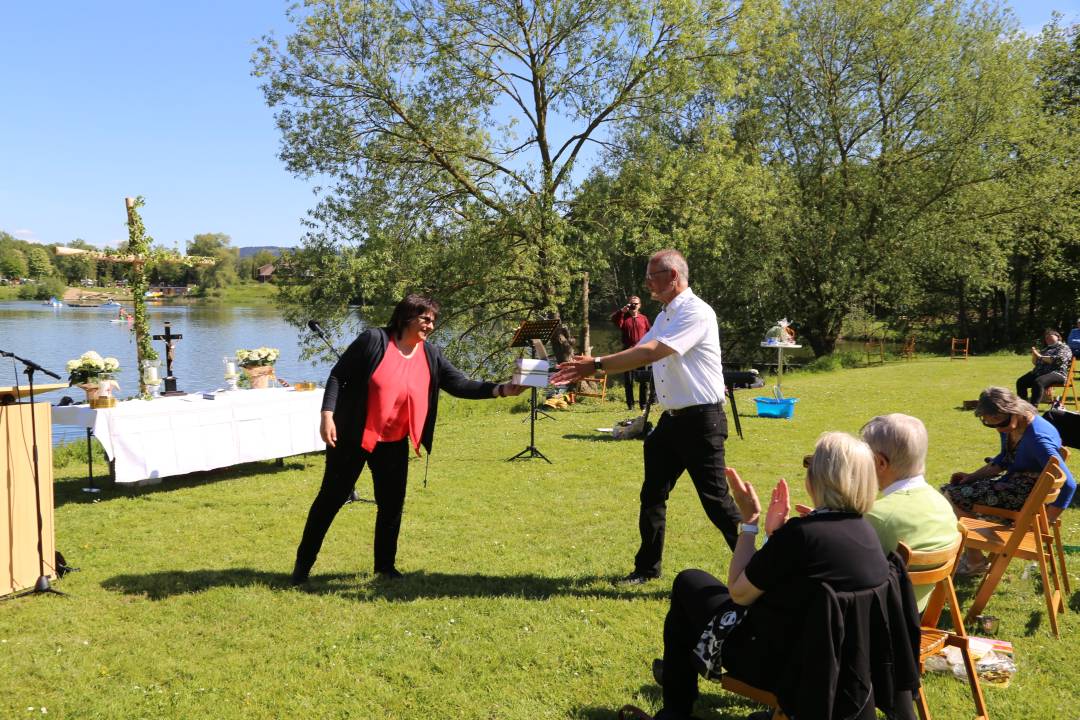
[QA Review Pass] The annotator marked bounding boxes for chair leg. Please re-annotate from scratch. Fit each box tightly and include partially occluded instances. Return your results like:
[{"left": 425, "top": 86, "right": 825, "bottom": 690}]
[
  {"left": 915, "top": 686, "right": 932, "bottom": 720},
  {"left": 1035, "top": 533, "right": 1063, "bottom": 637},
  {"left": 1054, "top": 518, "right": 1071, "bottom": 595},
  {"left": 964, "top": 554, "right": 1010, "bottom": 626},
  {"left": 947, "top": 636, "right": 989, "bottom": 720}
]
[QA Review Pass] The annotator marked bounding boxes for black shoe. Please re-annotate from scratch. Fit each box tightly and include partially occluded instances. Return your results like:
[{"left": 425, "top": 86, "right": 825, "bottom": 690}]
[
  {"left": 652, "top": 658, "right": 664, "bottom": 687},
  {"left": 615, "top": 571, "right": 658, "bottom": 586},
  {"left": 375, "top": 567, "right": 404, "bottom": 580},
  {"left": 289, "top": 564, "right": 309, "bottom": 586}
]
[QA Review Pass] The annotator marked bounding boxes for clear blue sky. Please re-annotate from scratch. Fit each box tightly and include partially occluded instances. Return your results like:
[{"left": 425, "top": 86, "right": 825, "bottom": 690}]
[{"left": 1, "top": 1, "right": 1078, "bottom": 252}]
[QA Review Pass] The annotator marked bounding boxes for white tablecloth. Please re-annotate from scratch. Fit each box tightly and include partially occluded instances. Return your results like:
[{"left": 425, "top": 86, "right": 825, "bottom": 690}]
[{"left": 52, "top": 388, "right": 325, "bottom": 483}]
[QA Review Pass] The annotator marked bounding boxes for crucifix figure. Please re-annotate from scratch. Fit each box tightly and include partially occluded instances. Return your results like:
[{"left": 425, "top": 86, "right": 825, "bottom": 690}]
[{"left": 152, "top": 322, "right": 184, "bottom": 394}]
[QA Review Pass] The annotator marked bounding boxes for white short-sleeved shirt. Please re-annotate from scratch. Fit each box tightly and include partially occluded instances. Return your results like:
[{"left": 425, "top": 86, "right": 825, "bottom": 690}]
[{"left": 637, "top": 287, "right": 725, "bottom": 411}]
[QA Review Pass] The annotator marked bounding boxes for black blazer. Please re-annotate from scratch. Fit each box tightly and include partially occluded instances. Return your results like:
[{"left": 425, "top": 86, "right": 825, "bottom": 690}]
[{"left": 321, "top": 327, "right": 497, "bottom": 453}]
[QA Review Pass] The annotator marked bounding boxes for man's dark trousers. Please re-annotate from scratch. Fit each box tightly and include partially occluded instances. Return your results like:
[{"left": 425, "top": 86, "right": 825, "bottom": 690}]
[
  {"left": 634, "top": 406, "right": 741, "bottom": 577},
  {"left": 295, "top": 437, "right": 410, "bottom": 576},
  {"left": 621, "top": 371, "right": 650, "bottom": 410}
]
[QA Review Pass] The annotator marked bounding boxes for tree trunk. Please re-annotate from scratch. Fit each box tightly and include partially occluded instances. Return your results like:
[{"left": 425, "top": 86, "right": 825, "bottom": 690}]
[{"left": 581, "top": 272, "right": 591, "bottom": 356}]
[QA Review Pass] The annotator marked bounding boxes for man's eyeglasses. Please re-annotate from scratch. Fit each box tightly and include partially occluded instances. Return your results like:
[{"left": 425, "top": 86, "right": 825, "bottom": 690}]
[
  {"left": 980, "top": 415, "right": 1011, "bottom": 429},
  {"left": 645, "top": 268, "right": 671, "bottom": 281}
]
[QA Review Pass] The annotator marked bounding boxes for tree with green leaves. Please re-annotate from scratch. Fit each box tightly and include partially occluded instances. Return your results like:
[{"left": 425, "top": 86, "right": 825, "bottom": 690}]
[
  {"left": 25, "top": 246, "right": 53, "bottom": 279},
  {"left": 0, "top": 246, "right": 28, "bottom": 280},
  {"left": 255, "top": 0, "right": 760, "bottom": 369},
  {"left": 187, "top": 233, "right": 239, "bottom": 290}
]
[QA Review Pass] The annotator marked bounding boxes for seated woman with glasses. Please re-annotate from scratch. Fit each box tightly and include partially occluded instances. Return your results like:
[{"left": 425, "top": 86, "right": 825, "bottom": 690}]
[
  {"left": 290, "top": 293, "right": 526, "bottom": 584},
  {"left": 942, "top": 386, "right": 1075, "bottom": 576}
]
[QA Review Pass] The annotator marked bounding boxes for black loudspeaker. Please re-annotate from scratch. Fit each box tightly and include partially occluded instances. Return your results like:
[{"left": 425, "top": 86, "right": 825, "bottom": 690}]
[{"left": 1044, "top": 408, "right": 1080, "bottom": 450}]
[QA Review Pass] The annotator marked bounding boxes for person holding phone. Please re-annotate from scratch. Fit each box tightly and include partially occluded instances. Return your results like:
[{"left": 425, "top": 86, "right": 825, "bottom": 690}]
[{"left": 610, "top": 295, "right": 652, "bottom": 411}]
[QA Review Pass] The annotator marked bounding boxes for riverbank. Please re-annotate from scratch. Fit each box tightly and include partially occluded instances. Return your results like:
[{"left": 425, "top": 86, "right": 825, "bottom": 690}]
[
  {"left": 6, "top": 355, "right": 1076, "bottom": 718},
  {"left": 0, "top": 280, "right": 280, "bottom": 306}
]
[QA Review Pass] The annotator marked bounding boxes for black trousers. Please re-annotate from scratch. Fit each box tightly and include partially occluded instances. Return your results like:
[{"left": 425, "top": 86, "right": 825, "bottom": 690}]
[
  {"left": 1017, "top": 370, "right": 1066, "bottom": 406},
  {"left": 621, "top": 371, "right": 651, "bottom": 410},
  {"left": 294, "top": 438, "right": 410, "bottom": 575},
  {"left": 662, "top": 569, "right": 734, "bottom": 716},
  {"left": 635, "top": 407, "right": 741, "bottom": 577}
]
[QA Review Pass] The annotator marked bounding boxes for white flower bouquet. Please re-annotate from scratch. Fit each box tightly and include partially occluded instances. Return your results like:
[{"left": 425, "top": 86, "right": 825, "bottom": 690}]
[
  {"left": 236, "top": 347, "right": 280, "bottom": 368},
  {"left": 67, "top": 351, "right": 121, "bottom": 386}
]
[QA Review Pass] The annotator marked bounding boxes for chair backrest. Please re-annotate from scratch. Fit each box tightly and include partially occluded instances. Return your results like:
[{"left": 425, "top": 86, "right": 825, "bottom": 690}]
[
  {"left": 1010, "top": 456, "right": 1066, "bottom": 543},
  {"left": 897, "top": 526, "right": 966, "bottom": 634},
  {"left": 950, "top": 337, "right": 969, "bottom": 359}
]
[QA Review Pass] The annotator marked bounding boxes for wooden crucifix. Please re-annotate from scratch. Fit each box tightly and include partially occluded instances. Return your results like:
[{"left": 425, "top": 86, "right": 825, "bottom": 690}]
[{"left": 152, "top": 322, "right": 184, "bottom": 395}]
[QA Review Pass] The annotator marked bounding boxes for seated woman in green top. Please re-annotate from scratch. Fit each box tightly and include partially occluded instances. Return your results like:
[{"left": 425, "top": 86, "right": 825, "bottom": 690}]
[{"left": 860, "top": 413, "right": 960, "bottom": 611}]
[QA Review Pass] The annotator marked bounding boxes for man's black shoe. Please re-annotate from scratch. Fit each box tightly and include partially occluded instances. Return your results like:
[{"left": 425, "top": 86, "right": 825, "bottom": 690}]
[
  {"left": 615, "top": 571, "right": 658, "bottom": 586},
  {"left": 289, "top": 565, "right": 309, "bottom": 586},
  {"left": 375, "top": 567, "right": 404, "bottom": 580}
]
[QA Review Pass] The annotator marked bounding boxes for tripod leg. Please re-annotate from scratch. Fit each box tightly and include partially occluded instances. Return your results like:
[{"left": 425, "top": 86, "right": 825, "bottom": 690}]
[{"left": 82, "top": 429, "right": 100, "bottom": 493}]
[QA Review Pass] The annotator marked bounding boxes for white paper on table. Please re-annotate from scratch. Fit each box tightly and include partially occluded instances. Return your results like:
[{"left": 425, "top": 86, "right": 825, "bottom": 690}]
[{"left": 512, "top": 358, "right": 550, "bottom": 388}]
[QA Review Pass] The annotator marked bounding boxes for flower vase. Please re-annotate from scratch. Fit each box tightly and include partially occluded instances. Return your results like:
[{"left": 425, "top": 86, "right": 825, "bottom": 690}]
[
  {"left": 78, "top": 382, "right": 101, "bottom": 404},
  {"left": 244, "top": 364, "right": 275, "bottom": 389}
]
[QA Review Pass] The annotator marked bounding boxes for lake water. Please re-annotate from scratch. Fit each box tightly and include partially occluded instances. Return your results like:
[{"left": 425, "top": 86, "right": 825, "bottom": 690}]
[{"left": 0, "top": 301, "right": 334, "bottom": 445}]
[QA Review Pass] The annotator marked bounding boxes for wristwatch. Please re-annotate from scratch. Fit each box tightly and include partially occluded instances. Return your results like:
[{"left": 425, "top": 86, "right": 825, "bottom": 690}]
[
  {"left": 594, "top": 356, "right": 604, "bottom": 371},
  {"left": 739, "top": 523, "right": 759, "bottom": 535}
]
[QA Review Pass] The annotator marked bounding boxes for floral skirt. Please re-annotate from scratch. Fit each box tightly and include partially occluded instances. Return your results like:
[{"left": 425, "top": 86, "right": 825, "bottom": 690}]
[{"left": 940, "top": 471, "right": 1041, "bottom": 513}]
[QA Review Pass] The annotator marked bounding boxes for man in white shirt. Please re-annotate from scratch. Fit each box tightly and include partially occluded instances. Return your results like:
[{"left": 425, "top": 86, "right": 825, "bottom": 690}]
[{"left": 551, "top": 249, "right": 740, "bottom": 584}]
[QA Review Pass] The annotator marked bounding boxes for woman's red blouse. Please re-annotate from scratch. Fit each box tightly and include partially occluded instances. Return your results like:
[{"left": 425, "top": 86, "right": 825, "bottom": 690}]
[{"left": 361, "top": 340, "right": 430, "bottom": 454}]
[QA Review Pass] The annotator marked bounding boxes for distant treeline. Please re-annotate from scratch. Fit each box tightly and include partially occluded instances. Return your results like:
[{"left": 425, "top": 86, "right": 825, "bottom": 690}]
[{"left": 0, "top": 231, "right": 287, "bottom": 296}]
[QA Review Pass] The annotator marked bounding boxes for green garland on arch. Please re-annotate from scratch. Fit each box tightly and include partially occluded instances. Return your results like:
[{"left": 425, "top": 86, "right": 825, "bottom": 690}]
[{"left": 125, "top": 196, "right": 158, "bottom": 398}]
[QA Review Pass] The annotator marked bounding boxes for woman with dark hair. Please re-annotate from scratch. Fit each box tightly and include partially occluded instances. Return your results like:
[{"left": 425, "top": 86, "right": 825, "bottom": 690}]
[
  {"left": 291, "top": 293, "right": 525, "bottom": 583},
  {"left": 943, "top": 386, "right": 1075, "bottom": 575}
]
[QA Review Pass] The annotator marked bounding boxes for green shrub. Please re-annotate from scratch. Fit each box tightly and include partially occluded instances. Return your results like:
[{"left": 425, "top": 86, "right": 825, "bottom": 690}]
[{"left": 16, "top": 277, "right": 66, "bottom": 300}]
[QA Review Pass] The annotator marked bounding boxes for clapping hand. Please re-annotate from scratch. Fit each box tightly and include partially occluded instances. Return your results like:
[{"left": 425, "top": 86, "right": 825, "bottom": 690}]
[
  {"left": 765, "top": 479, "right": 791, "bottom": 536},
  {"left": 725, "top": 467, "right": 761, "bottom": 524}
]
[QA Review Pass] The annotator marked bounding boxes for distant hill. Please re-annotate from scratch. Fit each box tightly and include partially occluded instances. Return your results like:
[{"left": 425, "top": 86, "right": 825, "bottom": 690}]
[{"left": 238, "top": 246, "right": 289, "bottom": 259}]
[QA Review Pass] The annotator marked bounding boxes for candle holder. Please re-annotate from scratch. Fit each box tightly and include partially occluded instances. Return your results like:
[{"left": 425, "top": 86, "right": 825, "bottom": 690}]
[
  {"left": 141, "top": 358, "right": 162, "bottom": 398},
  {"left": 223, "top": 356, "right": 240, "bottom": 391}
]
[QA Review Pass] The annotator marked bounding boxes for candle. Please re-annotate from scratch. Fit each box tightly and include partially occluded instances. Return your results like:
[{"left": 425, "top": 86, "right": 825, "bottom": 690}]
[
  {"left": 146, "top": 367, "right": 159, "bottom": 383},
  {"left": 226, "top": 362, "right": 237, "bottom": 376}
]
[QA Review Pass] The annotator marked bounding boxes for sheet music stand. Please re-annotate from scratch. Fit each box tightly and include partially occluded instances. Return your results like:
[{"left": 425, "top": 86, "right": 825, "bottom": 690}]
[{"left": 508, "top": 319, "right": 561, "bottom": 463}]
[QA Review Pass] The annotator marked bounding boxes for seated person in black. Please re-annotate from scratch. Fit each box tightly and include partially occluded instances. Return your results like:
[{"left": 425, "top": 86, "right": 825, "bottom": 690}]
[{"left": 649, "top": 432, "right": 904, "bottom": 720}]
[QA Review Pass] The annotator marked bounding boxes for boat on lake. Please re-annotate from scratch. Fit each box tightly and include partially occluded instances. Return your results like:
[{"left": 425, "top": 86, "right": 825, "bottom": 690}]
[{"left": 42, "top": 297, "right": 63, "bottom": 307}]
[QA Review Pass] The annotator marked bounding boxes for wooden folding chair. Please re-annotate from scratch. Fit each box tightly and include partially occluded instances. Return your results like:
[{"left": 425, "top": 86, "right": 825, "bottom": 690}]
[
  {"left": 718, "top": 676, "right": 789, "bottom": 720},
  {"left": 865, "top": 337, "right": 885, "bottom": 365},
  {"left": 902, "top": 335, "right": 916, "bottom": 361},
  {"left": 960, "top": 456, "right": 1067, "bottom": 637},
  {"left": 951, "top": 338, "right": 969, "bottom": 360},
  {"left": 571, "top": 372, "right": 607, "bottom": 402},
  {"left": 972, "top": 448, "right": 1072, "bottom": 596},
  {"left": 1055, "top": 357, "right": 1078, "bottom": 411},
  {"left": 899, "top": 530, "right": 988, "bottom": 720}
]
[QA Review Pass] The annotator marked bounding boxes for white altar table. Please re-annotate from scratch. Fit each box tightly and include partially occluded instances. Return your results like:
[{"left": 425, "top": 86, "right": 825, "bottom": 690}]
[{"left": 52, "top": 388, "right": 325, "bottom": 484}]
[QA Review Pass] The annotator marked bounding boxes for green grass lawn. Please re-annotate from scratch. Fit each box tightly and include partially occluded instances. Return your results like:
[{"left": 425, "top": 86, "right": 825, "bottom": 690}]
[
  {"left": 202, "top": 281, "right": 280, "bottom": 305},
  {"left": 3, "top": 355, "right": 1078, "bottom": 718}
]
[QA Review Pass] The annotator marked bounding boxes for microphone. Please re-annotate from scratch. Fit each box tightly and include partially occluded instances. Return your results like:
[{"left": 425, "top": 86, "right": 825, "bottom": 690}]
[{"left": 308, "top": 320, "right": 342, "bottom": 361}]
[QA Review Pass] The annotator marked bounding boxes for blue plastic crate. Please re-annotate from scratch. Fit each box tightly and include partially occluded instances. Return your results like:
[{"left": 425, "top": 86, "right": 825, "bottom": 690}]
[{"left": 754, "top": 397, "right": 798, "bottom": 419}]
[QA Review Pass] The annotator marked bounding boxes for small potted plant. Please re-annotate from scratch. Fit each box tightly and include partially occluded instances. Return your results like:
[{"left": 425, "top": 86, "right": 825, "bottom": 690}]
[
  {"left": 236, "top": 347, "right": 280, "bottom": 389},
  {"left": 67, "top": 351, "right": 121, "bottom": 406}
]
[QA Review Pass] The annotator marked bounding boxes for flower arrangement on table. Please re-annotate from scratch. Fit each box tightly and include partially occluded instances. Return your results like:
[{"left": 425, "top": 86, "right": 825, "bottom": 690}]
[
  {"left": 66, "top": 351, "right": 121, "bottom": 403},
  {"left": 236, "top": 347, "right": 280, "bottom": 388}
]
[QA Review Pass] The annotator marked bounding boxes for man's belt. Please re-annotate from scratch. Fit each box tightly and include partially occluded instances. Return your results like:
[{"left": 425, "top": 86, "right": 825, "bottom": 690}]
[{"left": 665, "top": 402, "right": 723, "bottom": 417}]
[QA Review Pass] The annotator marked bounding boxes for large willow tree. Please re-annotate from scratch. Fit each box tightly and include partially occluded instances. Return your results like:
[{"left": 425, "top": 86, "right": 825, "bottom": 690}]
[{"left": 255, "top": 0, "right": 764, "bottom": 370}]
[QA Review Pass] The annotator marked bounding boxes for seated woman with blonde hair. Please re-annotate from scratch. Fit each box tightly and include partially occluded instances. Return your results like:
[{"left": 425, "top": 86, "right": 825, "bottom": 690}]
[{"left": 639, "top": 432, "right": 919, "bottom": 720}]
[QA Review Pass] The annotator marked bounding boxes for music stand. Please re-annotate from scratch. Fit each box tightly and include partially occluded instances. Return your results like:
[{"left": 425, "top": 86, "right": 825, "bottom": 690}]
[{"left": 508, "top": 319, "right": 560, "bottom": 463}]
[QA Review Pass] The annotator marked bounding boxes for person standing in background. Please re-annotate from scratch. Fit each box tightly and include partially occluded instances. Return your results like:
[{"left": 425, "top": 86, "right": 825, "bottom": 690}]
[{"left": 611, "top": 295, "right": 652, "bottom": 411}]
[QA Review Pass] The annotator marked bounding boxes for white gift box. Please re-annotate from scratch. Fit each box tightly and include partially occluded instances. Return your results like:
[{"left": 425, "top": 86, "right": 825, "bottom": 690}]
[{"left": 512, "top": 358, "right": 550, "bottom": 388}]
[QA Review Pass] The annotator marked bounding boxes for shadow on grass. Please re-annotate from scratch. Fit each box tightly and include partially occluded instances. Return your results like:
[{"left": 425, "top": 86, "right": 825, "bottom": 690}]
[
  {"left": 102, "top": 568, "right": 671, "bottom": 602},
  {"left": 52, "top": 456, "right": 314, "bottom": 508},
  {"left": 563, "top": 433, "right": 622, "bottom": 443},
  {"left": 1024, "top": 609, "right": 1043, "bottom": 636},
  {"left": 570, "top": 686, "right": 760, "bottom": 720}
]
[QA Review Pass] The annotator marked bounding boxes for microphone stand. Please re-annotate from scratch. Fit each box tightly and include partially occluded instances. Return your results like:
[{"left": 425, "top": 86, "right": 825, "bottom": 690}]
[
  {"left": 0, "top": 349, "right": 64, "bottom": 597},
  {"left": 306, "top": 323, "right": 373, "bottom": 504}
]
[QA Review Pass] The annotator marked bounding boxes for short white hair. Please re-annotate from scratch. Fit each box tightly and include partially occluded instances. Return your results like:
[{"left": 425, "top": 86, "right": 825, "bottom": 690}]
[
  {"left": 860, "top": 414, "right": 928, "bottom": 479},
  {"left": 650, "top": 249, "right": 689, "bottom": 282},
  {"left": 807, "top": 432, "right": 877, "bottom": 514}
]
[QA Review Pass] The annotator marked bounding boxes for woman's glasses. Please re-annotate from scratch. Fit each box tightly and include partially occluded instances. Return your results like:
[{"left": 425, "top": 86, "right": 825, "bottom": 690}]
[
  {"left": 413, "top": 315, "right": 436, "bottom": 327},
  {"left": 980, "top": 416, "right": 1011, "bottom": 429}
]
